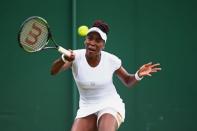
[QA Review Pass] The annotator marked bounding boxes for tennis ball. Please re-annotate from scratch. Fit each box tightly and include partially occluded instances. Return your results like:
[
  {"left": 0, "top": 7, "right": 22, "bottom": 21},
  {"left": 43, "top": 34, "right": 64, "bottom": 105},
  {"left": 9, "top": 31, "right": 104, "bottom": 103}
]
[{"left": 78, "top": 25, "right": 89, "bottom": 36}]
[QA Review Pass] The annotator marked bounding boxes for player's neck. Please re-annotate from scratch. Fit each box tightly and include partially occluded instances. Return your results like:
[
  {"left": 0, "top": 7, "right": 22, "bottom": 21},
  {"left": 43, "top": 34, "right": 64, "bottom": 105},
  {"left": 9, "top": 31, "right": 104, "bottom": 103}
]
[{"left": 85, "top": 53, "right": 101, "bottom": 67}]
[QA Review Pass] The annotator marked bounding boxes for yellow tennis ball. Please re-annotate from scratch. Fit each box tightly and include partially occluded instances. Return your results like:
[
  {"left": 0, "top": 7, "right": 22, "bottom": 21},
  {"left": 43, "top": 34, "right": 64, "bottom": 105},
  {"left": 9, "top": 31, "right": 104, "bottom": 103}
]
[{"left": 78, "top": 25, "right": 89, "bottom": 36}]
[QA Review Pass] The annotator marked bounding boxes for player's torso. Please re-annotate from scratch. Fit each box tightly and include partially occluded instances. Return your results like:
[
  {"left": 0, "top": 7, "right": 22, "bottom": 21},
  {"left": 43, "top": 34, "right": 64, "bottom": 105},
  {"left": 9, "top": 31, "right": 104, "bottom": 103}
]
[
  {"left": 72, "top": 49, "right": 118, "bottom": 102},
  {"left": 74, "top": 50, "right": 114, "bottom": 87}
]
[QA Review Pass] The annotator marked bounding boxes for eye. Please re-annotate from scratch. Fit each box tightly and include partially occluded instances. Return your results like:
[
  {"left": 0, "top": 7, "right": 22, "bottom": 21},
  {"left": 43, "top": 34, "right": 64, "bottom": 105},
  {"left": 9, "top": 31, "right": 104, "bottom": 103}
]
[
  {"left": 95, "top": 38, "right": 102, "bottom": 43},
  {"left": 87, "top": 35, "right": 93, "bottom": 41}
]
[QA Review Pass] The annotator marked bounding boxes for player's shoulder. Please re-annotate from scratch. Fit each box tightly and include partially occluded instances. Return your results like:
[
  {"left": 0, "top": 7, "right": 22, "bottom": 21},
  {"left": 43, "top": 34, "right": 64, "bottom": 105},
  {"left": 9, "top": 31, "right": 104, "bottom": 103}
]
[
  {"left": 102, "top": 51, "right": 122, "bottom": 70},
  {"left": 73, "top": 49, "right": 85, "bottom": 53},
  {"left": 73, "top": 49, "right": 85, "bottom": 55},
  {"left": 102, "top": 51, "right": 120, "bottom": 60},
  {"left": 72, "top": 49, "right": 85, "bottom": 62}
]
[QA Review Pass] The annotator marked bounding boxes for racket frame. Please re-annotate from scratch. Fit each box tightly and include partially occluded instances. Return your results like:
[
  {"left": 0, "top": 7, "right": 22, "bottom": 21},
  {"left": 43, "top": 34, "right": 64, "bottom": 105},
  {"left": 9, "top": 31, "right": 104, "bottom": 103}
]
[{"left": 18, "top": 16, "right": 71, "bottom": 56}]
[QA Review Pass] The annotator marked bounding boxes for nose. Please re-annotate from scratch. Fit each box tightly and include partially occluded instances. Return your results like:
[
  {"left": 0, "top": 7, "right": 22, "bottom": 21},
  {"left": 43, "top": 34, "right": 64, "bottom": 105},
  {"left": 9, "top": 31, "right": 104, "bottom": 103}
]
[{"left": 87, "top": 39, "right": 96, "bottom": 46}]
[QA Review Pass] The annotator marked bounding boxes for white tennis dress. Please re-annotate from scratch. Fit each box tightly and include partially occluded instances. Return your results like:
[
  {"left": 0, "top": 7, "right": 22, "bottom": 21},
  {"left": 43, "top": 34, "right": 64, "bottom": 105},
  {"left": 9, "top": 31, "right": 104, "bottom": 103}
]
[{"left": 71, "top": 49, "right": 125, "bottom": 122}]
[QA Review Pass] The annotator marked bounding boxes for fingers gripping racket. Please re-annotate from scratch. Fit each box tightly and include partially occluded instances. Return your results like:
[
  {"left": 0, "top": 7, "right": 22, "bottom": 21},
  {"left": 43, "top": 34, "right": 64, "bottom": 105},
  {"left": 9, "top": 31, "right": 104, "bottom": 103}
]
[{"left": 18, "top": 16, "right": 71, "bottom": 56}]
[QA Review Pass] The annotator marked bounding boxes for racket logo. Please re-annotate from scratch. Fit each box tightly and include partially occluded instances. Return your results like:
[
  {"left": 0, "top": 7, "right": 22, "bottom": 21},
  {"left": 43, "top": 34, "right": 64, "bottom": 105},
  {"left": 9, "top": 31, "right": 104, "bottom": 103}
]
[{"left": 25, "top": 23, "right": 42, "bottom": 45}]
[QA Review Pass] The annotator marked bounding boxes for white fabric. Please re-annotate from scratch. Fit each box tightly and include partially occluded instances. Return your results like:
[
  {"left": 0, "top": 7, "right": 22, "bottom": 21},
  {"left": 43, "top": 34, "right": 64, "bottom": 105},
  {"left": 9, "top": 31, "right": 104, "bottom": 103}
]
[
  {"left": 96, "top": 107, "right": 123, "bottom": 128},
  {"left": 72, "top": 49, "right": 125, "bottom": 123},
  {"left": 135, "top": 70, "right": 143, "bottom": 81},
  {"left": 61, "top": 54, "right": 67, "bottom": 63},
  {"left": 88, "top": 27, "right": 107, "bottom": 43}
]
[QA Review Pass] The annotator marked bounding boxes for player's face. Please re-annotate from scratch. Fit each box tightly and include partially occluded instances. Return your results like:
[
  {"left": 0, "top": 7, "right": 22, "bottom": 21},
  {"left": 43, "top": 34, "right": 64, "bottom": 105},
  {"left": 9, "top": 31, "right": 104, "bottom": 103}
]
[{"left": 84, "top": 32, "right": 105, "bottom": 57}]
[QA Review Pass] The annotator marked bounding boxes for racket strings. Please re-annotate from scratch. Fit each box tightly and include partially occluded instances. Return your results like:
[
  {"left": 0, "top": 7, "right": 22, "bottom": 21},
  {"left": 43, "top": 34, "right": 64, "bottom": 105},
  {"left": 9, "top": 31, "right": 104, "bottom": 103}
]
[
  {"left": 22, "top": 20, "right": 47, "bottom": 49},
  {"left": 20, "top": 18, "right": 49, "bottom": 52}
]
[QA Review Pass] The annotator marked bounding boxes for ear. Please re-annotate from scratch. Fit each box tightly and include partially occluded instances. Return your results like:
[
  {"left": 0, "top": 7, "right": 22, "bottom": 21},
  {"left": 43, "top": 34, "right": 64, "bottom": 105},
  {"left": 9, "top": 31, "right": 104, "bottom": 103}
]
[{"left": 84, "top": 39, "right": 87, "bottom": 45}]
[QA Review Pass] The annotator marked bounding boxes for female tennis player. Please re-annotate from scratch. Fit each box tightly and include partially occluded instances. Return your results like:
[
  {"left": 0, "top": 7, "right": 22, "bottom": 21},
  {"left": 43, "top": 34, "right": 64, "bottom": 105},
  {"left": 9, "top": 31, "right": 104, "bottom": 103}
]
[{"left": 51, "top": 20, "right": 161, "bottom": 131}]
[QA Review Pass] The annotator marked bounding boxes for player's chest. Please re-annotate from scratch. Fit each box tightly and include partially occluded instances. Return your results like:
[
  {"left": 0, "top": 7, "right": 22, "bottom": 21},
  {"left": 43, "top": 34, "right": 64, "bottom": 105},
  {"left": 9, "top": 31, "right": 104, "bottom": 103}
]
[{"left": 76, "top": 58, "right": 113, "bottom": 82}]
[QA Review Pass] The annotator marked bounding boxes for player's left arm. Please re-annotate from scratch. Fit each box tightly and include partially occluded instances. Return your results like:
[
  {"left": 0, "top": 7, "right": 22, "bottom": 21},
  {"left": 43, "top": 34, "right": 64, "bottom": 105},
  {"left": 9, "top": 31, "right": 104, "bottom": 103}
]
[
  {"left": 115, "top": 62, "right": 161, "bottom": 88},
  {"left": 115, "top": 66, "right": 137, "bottom": 88}
]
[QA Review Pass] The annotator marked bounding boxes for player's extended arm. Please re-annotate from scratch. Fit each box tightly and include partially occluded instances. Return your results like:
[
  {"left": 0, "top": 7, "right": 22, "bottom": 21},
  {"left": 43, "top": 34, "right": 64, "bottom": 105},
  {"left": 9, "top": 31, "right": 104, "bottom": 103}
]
[
  {"left": 50, "top": 50, "right": 75, "bottom": 75},
  {"left": 115, "top": 67, "right": 138, "bottom": 88},
  {"left": 115, "top": 62, "right": 161, "bottom": 88}
]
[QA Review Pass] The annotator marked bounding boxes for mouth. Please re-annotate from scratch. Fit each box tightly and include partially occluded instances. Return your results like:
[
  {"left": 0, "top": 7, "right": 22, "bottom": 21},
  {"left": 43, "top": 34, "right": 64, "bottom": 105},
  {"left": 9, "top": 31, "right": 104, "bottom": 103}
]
[{"left": 87, "top": 46, "right": 96, "bottom": 52}]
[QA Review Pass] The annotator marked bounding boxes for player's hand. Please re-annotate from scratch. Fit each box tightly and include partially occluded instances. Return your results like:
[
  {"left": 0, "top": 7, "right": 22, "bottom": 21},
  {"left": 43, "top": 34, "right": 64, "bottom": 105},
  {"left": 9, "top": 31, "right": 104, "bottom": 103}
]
[
  {"left": 64, "top": 49, "right": 75, "bottom": 62},
  {"left": 138, "top": 62, "right": 161, "bottom": 77}
]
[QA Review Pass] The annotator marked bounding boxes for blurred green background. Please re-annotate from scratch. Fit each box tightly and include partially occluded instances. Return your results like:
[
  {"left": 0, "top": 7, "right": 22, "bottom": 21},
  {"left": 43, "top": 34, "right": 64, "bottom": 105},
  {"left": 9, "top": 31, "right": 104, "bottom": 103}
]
[{"left": 0, "top": 0, "right": 196, "bottom": 131}]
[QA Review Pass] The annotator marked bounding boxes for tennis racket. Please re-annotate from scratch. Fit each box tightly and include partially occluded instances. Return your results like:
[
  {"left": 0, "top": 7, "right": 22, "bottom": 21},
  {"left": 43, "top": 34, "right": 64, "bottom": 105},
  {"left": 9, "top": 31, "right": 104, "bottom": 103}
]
[{"left": 18, "top": 16, "right": 71, "bottom": 56}]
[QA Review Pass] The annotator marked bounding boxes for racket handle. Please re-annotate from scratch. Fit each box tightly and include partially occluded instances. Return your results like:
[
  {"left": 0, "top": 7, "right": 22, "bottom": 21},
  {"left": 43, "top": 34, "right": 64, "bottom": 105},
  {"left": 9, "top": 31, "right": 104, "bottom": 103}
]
[{"left": 57, "top": 46, "right": 71, "bottom": 56}]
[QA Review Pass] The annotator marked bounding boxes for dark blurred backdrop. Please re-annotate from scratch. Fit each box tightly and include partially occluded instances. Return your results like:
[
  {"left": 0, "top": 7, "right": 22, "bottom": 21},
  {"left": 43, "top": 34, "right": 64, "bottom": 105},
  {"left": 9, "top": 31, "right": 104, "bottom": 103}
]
[{"left": 0, "top": 0, "right": 196, "bottom": 131}]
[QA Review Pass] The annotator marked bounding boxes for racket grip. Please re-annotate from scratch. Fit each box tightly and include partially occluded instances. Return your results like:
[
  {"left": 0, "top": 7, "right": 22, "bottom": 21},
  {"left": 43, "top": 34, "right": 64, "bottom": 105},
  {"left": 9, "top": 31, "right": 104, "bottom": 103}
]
[{"left": 58, "top": 46, "right": 71, "bottom": 56}]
